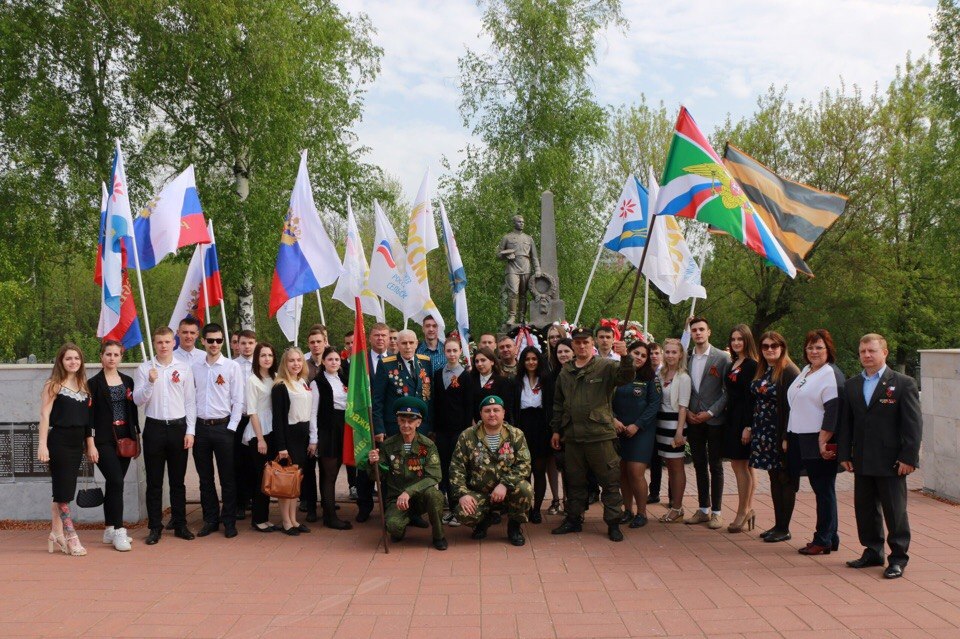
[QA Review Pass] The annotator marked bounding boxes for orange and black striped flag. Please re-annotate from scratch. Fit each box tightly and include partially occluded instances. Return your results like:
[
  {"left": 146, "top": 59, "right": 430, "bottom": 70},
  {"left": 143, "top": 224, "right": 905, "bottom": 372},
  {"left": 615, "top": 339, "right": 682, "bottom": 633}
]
[{"left": 722, "top": 144, "right": 847, "bottom": 276}]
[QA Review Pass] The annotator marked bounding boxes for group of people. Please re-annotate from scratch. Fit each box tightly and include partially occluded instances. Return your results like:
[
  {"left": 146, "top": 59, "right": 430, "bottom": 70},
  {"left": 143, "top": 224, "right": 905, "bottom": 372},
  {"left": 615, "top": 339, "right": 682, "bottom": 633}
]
[{"left": 38, "top": 315, "right": 921, "bottom": 578}]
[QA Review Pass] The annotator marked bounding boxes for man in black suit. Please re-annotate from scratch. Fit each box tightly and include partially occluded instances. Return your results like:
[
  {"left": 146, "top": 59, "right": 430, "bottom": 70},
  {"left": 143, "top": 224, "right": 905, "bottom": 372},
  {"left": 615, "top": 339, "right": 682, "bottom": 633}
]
[{"left": 838, "top": 333, "right": 922, "bottom": 579}]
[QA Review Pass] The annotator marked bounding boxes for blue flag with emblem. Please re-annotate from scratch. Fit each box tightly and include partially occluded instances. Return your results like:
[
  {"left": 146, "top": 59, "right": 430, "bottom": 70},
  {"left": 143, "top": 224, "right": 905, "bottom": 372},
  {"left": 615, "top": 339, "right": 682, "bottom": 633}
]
[
  {"left": 438, "top": 200, "right": 470, "bottom": 355},
  {"left": 600, "top": 175, "right": 649, "bottom": 268}
]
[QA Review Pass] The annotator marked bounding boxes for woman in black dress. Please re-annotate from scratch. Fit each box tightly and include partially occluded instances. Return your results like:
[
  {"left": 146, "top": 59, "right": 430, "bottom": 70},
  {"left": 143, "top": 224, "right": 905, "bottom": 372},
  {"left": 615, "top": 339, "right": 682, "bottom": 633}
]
[
  {"left": 472, "top": 347, "right": 513, "bottom": 423},
  {"left": 88, "top": 340, "right": 138, "bottom": 551},
  {"left": 723, "top": 325, "right": 759, "bottom": 533},
  {"left": 432, "top": 337, "right": 474, "bottom": 525},
  {"left": 38, "top": 343, "right": 95, "bottom": 556},
  {"left": 309, "top": 346, "right": 352, "bottom": 530},
  {"left": 511, "top": 346, "right": 550, "bottom": 522}
]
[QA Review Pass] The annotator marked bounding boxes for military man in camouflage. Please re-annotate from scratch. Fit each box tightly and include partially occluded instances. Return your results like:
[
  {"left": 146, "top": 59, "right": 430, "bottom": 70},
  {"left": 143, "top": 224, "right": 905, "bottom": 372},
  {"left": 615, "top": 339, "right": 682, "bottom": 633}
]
[
  {"left": 450, "top": 395, "right": 533, "bottom": 546},
  {"left": 368, "top": 397, "right": 447, "bottom": 550}
]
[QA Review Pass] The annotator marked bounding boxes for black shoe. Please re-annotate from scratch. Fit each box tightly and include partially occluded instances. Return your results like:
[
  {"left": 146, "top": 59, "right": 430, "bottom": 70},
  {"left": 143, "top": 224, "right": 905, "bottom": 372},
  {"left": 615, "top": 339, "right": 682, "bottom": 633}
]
[
  {"left": 197, "top": 523, "right": 219, "bottom": 537},
  {"left": 507, "top": 520, "right": 526, "bottom": 546},
  {"left": 489, "top": 512, "right": 502, "bottom": 526},
  {"left": 282, "top": 526, "right": 300, "bottom": 536},
  {"left": 356, "top": 508, "right": 372, "bottom": 523},
  {"left": 471, "top": 517, "right": 491, "bottom": 540},
  {"left": 629, "top": 514, "right": 648, "bottom": 529},
  {"left": 433, "top": 537, "right": 448, "bottom": 551},
  {"left": 173, "top": 526, "right": 195, "bottom": 541},
  {"left": 608, "top": 524, "right": 624, "bottom": 542},
  {"left": 224, "top": 525, "right": 238, "bottom": 539},
  {"left": 296, "top": 524, "right": 311, "bottom": 533},
  {"left": 529, "top": 509, "right": 543, "bottom": 524},
  {"left": 646, "top": 495, "right": 661, "bottom": 505},
  {"left": 618, "top": 512, "right": 632, "bottom": 525},
  {"left": 763, "top": 530, "right": 792, "bottom": 543},
  {"left": 847, "top": 554, "right": 885, "bottom": 569},
  {"left": 390, "top": 532, "right": 404, "bottom": 543},
  {"left": 832, "top": 538, "right": 840, "bottom": 552},
  {"left": 164, "top": 520, "right": 176, "bottom": 531},
  {"left": 884, "top": 564, "right": 904, "bottom": 579},
  {"left": 409, "top": 515, "right": 429, "bottom": 529},
  {"left": 324, "top": 517, "right": 353, "bottom": 531},
  {"left": 305, "top": 511, "right": 319, "bottom": 523},
  {"left": 236, "top": 508, "right": 246, "bottom": 521},
  {"left": 145, "top": 528, "right": 162, "bottom": 545},
  {"left": 298, "top": 501, "right": 308, "bottom": 513},
  {"left": 759, "top": 527, "right": 777, "bottom": 540},
  {"left": 551, "top": 519, "right": 583, "bottom": 535},
  {"left": 587, "top": 491, "right": 599, "bottom": 505}
]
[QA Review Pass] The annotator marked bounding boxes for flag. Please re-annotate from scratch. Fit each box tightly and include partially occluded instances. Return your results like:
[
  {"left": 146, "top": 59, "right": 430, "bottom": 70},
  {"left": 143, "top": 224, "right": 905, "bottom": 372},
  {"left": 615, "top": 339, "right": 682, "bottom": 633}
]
[
  {"left": 276, "top": 296, "right": 303, "bottom": 344},
  {"left": 642, "top": 167, "right": 707, "bottom": 304},
  {"left": 601, "top": 175, "right": 649, "bottom": 268},
  {"left": 167, "top": 225, "right": 223, "bottom": 329},
  {"left": 94, "top": 182, "right": 108, "bottom": 285},
  {"left": 133, "top": 165, "right": 211, "bottom": 270},
  {"left": 404, "top": 169, "right": 444, "bottom": 332},
  {"left": 657, "top": 107, "right": 797, "bottom": 278},
  {"left": 332, "top": 196, "right": 385, "bottom": 320},
  {"left": 268, "top": 150, "right": 343, "bottom": 317},
  {"left": 368, "top": 200, "right": 410, "bottom": 315},
  {"left": 343, "top": 298, "right": 373, "bottom": 468},
  {"left": 723, "top": 144, "right": 847, "bottom": 276},
  {"left": 438, "top": 201, "right": 470, "bottom": 354},
  {"left": 96, "top": 176, "right": 143, "bottom": 349},
  {"left": 100, "top": 142, "right": 136, "bottom": 310}
]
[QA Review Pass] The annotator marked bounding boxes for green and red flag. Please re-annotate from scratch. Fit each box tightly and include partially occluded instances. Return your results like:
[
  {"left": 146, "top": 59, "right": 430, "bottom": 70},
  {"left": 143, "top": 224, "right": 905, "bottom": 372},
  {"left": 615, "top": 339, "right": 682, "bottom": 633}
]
[
  {"left": 343, "top": 297, "right": 373, "bottom": 467},
  {"left": 655, "top": 106, "right": 797, "bottom": 278}
]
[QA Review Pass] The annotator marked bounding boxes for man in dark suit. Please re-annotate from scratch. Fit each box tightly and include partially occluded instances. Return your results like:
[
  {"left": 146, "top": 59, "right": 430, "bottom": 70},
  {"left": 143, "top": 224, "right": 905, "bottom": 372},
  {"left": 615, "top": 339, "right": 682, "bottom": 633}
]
[{"left": 838, "top": 333, "right": 922, "bottom": 579}]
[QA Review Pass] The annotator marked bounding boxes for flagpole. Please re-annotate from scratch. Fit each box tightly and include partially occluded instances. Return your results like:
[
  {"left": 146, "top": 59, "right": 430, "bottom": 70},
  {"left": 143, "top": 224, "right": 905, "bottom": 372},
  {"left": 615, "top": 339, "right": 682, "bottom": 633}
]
[
  {"left": 295, "top": 295, "right": 302, "bottom": 347},
  {"left": 573, "top": 241, "right": 604, "bottom": 326},
  {"left": 643, "top": 277, "right": 650, "bottom": 335},
  {"left": 622, "top": 214, "right": 659, "bottom": 328},
  {"left": 126, "top": 213, "right": 155, "bottom": 362},
  {"left": 687, "top": 244, "right": 709, "bottom": 319},
  {"left": 315, "top": 290, "right": 326, "bottom": 325}
]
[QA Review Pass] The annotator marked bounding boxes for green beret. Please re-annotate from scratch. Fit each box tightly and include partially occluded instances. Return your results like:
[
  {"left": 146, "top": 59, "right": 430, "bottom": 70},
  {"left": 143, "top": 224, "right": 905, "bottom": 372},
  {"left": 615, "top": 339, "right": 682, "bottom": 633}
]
[
  {"left": 480, "top": 395, "right": 504, "bottom": 410},
  {"left": 395, "top": 396, "right": 428, "bottom": 418}
]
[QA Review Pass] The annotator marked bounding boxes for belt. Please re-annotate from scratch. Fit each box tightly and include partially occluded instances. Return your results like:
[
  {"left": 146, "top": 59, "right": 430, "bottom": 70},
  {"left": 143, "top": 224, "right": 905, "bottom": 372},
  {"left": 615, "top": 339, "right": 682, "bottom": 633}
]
[
  {"left": 112, "top": 420, "right": 127, "bottom": 426},
  {"left": 198, "top": 417, "right": 230, "bottom": 427},
  {"left": 145, "top": 417, "right": 187, "bottom": 426}
]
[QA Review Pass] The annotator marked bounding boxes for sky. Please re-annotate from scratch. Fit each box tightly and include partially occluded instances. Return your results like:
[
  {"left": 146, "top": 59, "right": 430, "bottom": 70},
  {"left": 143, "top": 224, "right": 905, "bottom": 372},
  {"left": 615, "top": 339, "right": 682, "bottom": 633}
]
[{"left": 339, "top": 0, "right": 938, "bottom": 196}]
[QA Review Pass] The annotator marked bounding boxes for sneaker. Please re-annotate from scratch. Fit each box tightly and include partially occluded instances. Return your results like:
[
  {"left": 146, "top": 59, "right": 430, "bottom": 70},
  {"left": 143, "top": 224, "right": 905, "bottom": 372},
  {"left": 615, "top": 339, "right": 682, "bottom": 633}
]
[
  {"left": 707, "top": 513, "right": 724, "bottom": 530},
  {"left": 112, "top": 527, "right": 132, "bottom": 552},
  {"left": 103, "top": 526, "right": 132, "bottom": 545},
  {"left": 442, "top": 512, "right": 462, "bottom": 527},
  {"left": 684, "top": 510, "right": 711, "bottom": 525},
  {"left": 349, "top": 487, "right": 358, "bottom": 501},
  {"left": 547, "top": 499, "right": 561, "bottom": 516}
]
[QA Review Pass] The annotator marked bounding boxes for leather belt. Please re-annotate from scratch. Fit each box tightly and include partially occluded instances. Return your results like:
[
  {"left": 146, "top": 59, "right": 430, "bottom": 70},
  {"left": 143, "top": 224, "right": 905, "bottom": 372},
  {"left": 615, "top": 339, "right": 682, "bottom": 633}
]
[
  {"left": 145, "top": 417, "right": 187, "bottom": 426},
  {"left": 198, "top": 417, "right": 230, "bottom": 427}
]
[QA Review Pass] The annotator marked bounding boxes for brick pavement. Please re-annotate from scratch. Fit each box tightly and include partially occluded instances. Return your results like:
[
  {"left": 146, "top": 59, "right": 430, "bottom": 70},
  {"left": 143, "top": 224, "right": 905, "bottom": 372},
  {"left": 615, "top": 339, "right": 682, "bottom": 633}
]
[{"left": 1, "top": 465, "right": 958, "bottom": 639}]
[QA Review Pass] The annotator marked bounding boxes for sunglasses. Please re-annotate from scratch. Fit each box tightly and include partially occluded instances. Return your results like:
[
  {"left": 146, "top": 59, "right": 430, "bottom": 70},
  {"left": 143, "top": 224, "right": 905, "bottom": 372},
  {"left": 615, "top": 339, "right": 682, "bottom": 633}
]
[
  {"left": 205, "top": 338, "right": 224, "bottom": 344},
  {"left": 761, "top": 343, "right": 781, "bottom": 351}
]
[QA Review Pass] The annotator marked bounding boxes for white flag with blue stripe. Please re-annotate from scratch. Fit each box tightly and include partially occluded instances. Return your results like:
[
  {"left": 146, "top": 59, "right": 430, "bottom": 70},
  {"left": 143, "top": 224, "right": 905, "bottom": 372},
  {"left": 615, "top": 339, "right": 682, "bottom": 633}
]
[
  {"left": 438, "top": 201, "right": 470, "bottom": 353},
  {"left": 601, "top": 175, "right": 649, "bottom": 268}
]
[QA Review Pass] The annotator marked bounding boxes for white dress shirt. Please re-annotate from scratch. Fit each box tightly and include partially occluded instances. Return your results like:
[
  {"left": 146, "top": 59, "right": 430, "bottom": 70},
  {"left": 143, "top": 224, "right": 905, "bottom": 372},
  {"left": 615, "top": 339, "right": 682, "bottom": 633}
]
[
  {"left": 233, "top": 356, "right": 254, "bottom": 413},
  {"left": 690, "top": 348, "right": 710, "bottom": 392},
  {"left": 370, "top": 349, "right": 386, "bottom": 377},
  {"left": 192, "top": 355, "right": 244, "bottom": 431},
  {"left": 243, "top": 374, "right": 274, "bottom": 443},
  {"left": 287, "top": 381, "right": 317, "bottom": 444},
  {"left": 174, "top": 347, "right": 207, "bottom": 366},
  {"left": 133, "top": 357, "right": 198, "bottom": 435},
  {"left": 520, "top": 375, "right": 543, "bottom": 409},
  {"left": 325, "top": 372, "right": 348, "bottom": 410}
]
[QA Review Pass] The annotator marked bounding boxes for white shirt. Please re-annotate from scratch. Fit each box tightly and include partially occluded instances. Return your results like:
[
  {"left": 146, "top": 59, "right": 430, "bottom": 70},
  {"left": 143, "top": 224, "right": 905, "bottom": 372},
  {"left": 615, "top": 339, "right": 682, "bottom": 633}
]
[
  {"left": 479, "top": 373, "right": 492, "bottom": 388},
  {"left": 601, "top": 350, "right": 621, "bottom": 361},
  {"left": 192, "top": 355, "right": 244, "bottom": 431},
  {"left": 243, "top": 374, "right": 273, "bottom": 443},
  {"left": 658, "top": 370, "right": 692, "bottom": 413},
  {"left": 325, "top": 372, "right": 348, "bottom": 410},
  {"left": 690, "top": 348, "right": 710, "bottom": 392},
  {"left": 233, "top": 356, "right": 253, "bottom": 412},
  {"left": 133, "top": 358, "right": 198, "bottom": 435},
  {"left": 520, "top": 376, "right": 543, "bottom": 409},
  {"left": 787, "top": 365, "right": 838, "bottom": 434},
  {"left": 174, "top": 347, "right": 206, "bottom": 366}
]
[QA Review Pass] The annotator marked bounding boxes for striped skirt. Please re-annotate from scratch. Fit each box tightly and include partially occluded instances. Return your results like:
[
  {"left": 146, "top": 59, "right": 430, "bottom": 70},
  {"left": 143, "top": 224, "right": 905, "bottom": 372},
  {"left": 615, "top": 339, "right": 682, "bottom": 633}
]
[{"left": 656, "top": 411, "right": 686, "bottom": 459}]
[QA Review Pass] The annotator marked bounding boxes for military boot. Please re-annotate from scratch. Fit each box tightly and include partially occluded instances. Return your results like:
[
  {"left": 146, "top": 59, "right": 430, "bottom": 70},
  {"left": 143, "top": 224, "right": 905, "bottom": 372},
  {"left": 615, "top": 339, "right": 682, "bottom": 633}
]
[
  {"left": 507, "top": 520, "right": 525, "bottom": 546},
  {"left": 471, "top": 515, "right": 491, "bottom": 540}
]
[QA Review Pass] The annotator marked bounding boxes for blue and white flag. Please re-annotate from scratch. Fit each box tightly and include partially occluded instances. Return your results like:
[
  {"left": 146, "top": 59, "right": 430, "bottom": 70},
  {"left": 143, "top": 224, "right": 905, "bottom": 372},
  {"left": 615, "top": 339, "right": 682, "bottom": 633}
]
[
  {"left": 601, "top": 175, "right": 649, "bottom": 268},
  {"left": 438, "top": 200, "right": 469, "bottom": 353}
]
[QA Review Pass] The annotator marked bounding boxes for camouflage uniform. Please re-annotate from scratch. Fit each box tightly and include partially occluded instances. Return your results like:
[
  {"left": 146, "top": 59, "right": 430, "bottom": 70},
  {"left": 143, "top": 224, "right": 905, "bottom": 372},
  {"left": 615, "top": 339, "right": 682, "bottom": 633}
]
[
  {"left": 449, "top": 422, "right": 533, "bottom": 525},
  {"left": 378, "top": 431, "right": 445, "bottom": 541}
]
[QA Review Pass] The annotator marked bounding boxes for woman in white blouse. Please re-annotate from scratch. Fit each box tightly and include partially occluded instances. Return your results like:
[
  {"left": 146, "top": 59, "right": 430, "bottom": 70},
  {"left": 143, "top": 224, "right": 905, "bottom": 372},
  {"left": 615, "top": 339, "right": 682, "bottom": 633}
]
[
  {"left": 656, "top": 338, "right": 692, "bottom": 523},
  {"left": 785, "top": 329, "right": 845, "bottom": 555},
  {"left": 271, "top": 347, "right": 316, "bottom": 535},
  {"left": 309, "top": 347, "right": 352, "bottom": 530},
  {"left": 245, "top": 343, "right": 279, "bottom": 533}
]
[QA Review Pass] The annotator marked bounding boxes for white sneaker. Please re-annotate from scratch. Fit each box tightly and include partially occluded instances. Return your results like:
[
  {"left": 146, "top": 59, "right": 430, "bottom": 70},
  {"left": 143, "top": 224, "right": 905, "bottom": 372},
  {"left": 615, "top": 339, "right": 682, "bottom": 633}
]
[
  {"left": 102, "top": 526, "right": 115, "bottom": 544},
  {"left": 112, "top": 527, "right": 132, "bottom": 552},
  {"left": 442, "top": 513, "right": 461, "bottom": 527}
]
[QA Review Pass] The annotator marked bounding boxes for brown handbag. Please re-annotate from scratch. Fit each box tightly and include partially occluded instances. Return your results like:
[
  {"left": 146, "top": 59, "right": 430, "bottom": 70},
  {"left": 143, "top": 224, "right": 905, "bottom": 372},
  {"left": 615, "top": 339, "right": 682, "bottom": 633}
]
[
  {"left": 261, "top": 456, "right": 303, "bottom": 499},
  {"left": 113, "top": 422, "right": 140, "bottom": 459}
]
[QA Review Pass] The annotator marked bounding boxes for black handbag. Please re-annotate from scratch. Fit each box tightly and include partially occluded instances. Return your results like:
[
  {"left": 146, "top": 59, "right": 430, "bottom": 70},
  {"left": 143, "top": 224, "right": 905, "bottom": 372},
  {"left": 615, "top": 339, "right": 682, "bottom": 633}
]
[{"left": 76, "top": 474, "right": 104, "bottom": 508}]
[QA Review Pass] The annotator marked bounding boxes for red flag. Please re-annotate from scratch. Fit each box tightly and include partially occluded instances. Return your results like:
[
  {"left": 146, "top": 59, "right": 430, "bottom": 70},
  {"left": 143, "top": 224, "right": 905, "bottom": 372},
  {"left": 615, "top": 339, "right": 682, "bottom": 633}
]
[{"left": 343, "top": 298, "right": 371, "bottom": 466}]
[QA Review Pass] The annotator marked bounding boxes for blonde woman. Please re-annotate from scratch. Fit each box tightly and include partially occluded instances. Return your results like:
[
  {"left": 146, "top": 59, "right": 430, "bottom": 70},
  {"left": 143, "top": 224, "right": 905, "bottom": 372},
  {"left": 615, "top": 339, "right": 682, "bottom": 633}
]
[
  {"left": 38, "top": 343, "right": 96, "bottom": 556},
  {"left": 656, "top": 338, "right": 692, "bottom": 523},
  {"left": 271, "top": 347, "right": 317, "bottom": 535}
]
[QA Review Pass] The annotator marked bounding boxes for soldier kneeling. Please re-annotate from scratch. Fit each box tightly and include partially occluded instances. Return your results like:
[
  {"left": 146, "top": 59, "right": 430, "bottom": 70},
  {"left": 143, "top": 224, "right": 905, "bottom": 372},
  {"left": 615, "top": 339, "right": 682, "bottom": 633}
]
[
  {"left": 450, "top": 395, "right": 533, "bottom": 546},
  {"left": 368, "top": 397, "right": 447, "bottom": 550}
]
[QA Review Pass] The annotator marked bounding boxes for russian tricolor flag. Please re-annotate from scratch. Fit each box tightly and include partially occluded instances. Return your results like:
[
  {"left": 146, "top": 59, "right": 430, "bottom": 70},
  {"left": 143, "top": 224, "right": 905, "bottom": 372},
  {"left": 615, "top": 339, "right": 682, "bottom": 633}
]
[
  {"left": 168, "top": 221, "right": 223, "bottom": 328},
  {"left": 268, "top": 151, "right": 343, "bottom": 317},
  {"left": 133, "top": 165, "right": 211, "bottom": 270}
]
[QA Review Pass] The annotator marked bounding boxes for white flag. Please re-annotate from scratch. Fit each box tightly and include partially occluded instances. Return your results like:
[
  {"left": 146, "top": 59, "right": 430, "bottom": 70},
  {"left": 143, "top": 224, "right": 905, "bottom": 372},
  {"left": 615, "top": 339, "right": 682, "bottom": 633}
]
[
  {"left": 277, "top": 296, "right": 303, "bottom": 344},
  {"left": 404, "top": 169, "right": 444, "bottom": 332},
  {"left": 642, "top": 166, "right": 706, "bottom": 304},
  {"left": 438, "top": 201, "right": 470, "bottom": 354},
  {"left": 368, "top": 200, "right": 410, "bottom": 315},
  {"left": 600, "top": 175, "right": 650, "bottom": 268},
  {"left": 332, "top": 196, "right": 385, "bottom": 320}
]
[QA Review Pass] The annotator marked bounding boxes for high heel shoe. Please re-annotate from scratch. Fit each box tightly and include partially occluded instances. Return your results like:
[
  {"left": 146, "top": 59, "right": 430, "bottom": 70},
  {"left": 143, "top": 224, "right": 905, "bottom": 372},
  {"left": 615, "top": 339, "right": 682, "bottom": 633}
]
[
  {"left": 745, "top": 510, "right": 755, "bottom": 531},
  {"left": 64, "top": 533, "right": 87, "bottom": 556},
  {"left": 658, "top": 507, "right": 684, "bottom": 523},
  {"left": 47, "top": 532, "right": 67, "bottom": 554},
  {"left": 727, "top": 511, "right": 747, "bottom": 533},
  {"left": 729, "top": 509, "right": 756, "bottom": 532}
]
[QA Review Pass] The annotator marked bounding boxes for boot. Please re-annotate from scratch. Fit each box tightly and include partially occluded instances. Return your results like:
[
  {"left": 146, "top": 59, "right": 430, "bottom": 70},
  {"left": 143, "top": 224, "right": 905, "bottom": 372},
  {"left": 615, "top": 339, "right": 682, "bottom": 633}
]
[
  {"left": 507, "top": 520, "right": 525, "bottom": 546},
  {"left": 506, "top": 298, "right": 518, "bottom": 326}
]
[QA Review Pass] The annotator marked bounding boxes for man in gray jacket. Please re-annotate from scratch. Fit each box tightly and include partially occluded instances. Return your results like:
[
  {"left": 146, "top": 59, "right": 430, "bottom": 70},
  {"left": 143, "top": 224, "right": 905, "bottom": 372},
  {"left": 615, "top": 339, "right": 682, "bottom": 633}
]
[{"left": 685, "top": 317, "right": 731, "bottom": 528}]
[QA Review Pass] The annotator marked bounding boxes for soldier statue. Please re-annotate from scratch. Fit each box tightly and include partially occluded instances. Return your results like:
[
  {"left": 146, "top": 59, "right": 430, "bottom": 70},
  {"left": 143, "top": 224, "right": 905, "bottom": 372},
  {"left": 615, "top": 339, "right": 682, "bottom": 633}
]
[{"left": 498, "top": 215, "right": 541, "bottom": 325}]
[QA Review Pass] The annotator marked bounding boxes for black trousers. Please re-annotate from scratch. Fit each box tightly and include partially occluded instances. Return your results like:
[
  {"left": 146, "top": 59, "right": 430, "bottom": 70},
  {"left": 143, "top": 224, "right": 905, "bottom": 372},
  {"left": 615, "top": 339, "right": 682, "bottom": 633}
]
[
  {"left": 854, "top": 473, "right": 910, "bottom": 566},
  {"left": 193, "top": 422, "right": 237, "bottom": 526},
  {"left": 434, "top": 431, "right": 459, "bottom": 506},
  {"left": 248, "top": 432, "right": 275, "bottom": 525},
  {"left": 143, "top": 419, "right": 189, "bottom": 531},
  {"left": 687, "top": 422, "right": 724, "bottom": 511},
  {"left": 233, "top": 416, "right": 253, "bottom": 509},
  {"left": 301, "top": 455, "right": 319, "bottom": 514},
  {"left": 94, "top": 442, "right": 131, "bottom": 528}
]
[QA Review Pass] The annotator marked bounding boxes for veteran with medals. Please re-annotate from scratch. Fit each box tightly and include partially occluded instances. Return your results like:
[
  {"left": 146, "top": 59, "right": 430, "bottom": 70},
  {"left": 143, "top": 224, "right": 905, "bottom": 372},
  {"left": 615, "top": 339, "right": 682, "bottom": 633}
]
[
  {"left": 368, "top": 397, "right": 447, "bottom": 550},
  {"left": 450, "top": 395, "right": 534, "bottom": 546}
]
